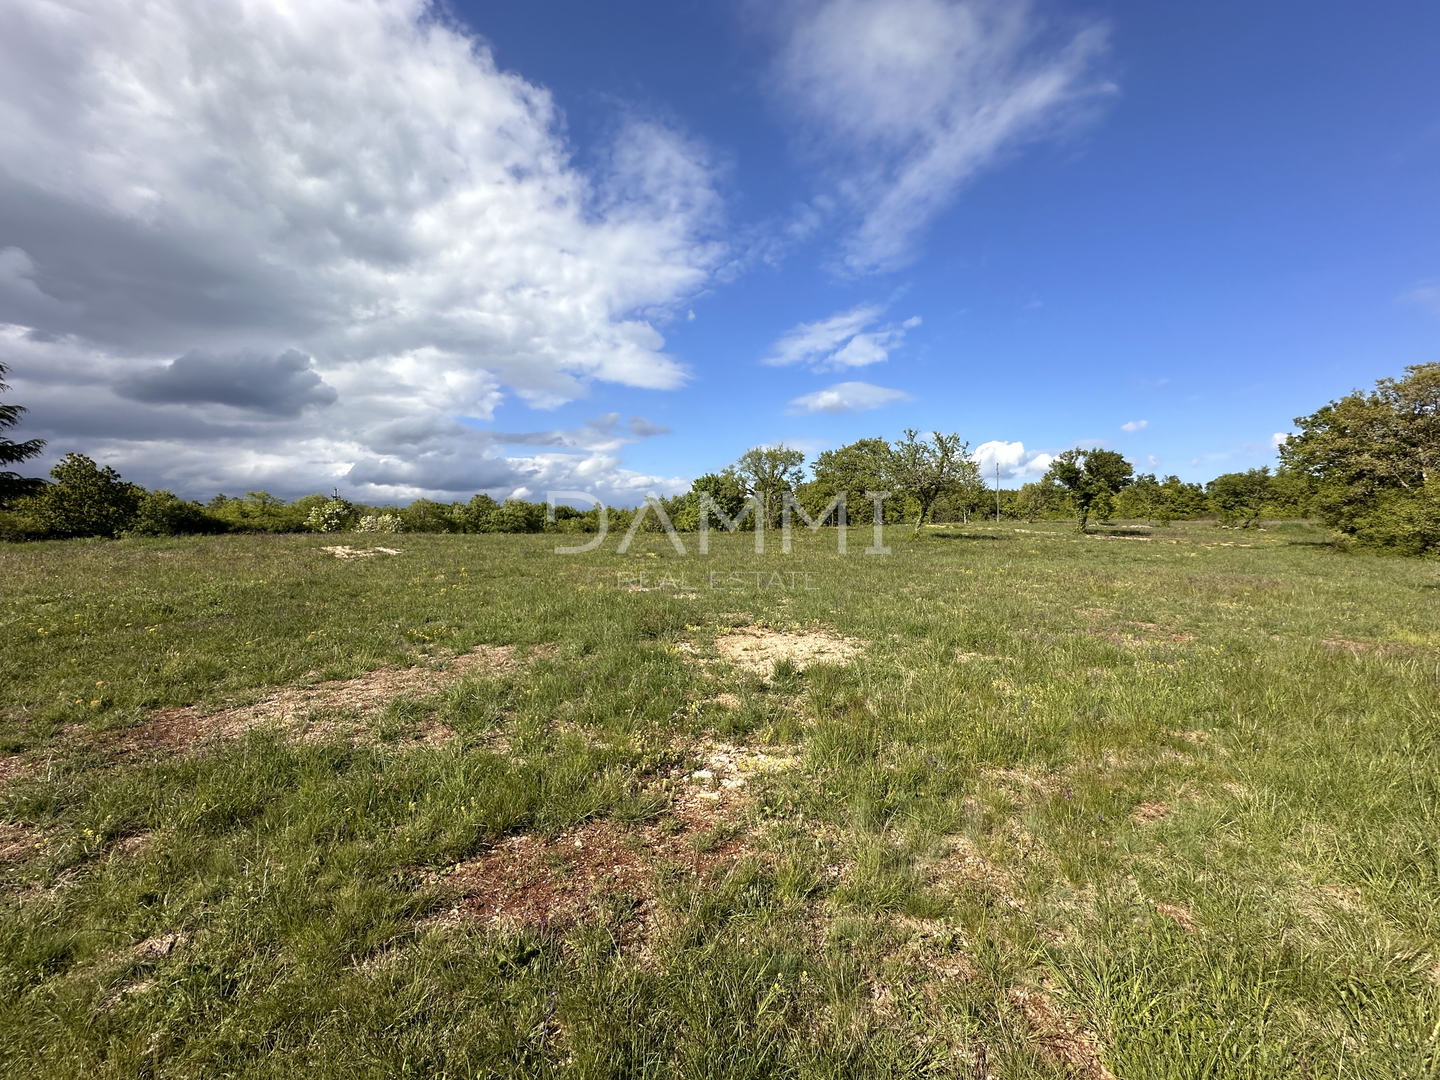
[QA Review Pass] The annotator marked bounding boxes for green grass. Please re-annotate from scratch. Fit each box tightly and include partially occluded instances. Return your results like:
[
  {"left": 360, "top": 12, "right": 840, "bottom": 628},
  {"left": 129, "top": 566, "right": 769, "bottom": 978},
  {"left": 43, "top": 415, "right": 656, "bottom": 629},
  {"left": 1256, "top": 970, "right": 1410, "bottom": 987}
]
[{"left": 1, "top": 521, "right": 1438, "bottom": 1077}]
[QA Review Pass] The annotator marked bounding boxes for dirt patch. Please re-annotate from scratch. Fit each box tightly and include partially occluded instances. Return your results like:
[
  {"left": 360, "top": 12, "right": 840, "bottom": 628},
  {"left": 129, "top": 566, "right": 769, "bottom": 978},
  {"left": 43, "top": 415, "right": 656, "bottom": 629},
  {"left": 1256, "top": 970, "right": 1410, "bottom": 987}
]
[
  {"left": 96, "top": 644, "right": 543, "bottom": 755},
  {"left": 0, "top": 754, "right": 38, "bottom": 790},
  {"left": 1321, "top": 638, "right": 1435, "bottom": 658},
  {"left": 936, "top": 835, "right": 1026, "bottom": 910},
  {"left": 711, "top": 627, "right": 864, "bottom": 675},
  {"left": 429, "top": 740, "right": 798, "bottom": 935},
  {"left": 320, "top": 545, "right": 403, "bottom": 559},
  {"left": 429, "top": 812, "right": 743, "bottom": 936},
  {"left": 1130, "top": 802, "right": 1171, "bottom": 824},
  {"left": 1009, "top": 984, "right": 1117, "bottom": 1080}
]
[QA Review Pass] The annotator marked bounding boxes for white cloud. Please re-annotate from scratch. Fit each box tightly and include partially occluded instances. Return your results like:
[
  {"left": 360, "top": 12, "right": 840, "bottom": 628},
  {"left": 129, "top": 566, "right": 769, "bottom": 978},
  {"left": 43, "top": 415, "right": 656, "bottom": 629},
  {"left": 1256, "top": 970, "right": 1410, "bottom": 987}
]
[
  {"left": 787, "top": 380, "right": 912, "bottom": 414},
  {"left": 0, "top": 0, "right": 723, "bottom": 499},
  {"left": 1271, "top": 432, "right": 1291, "bottom": 449},
  {"left": 1400, "top": 281, "right": 1440, "bottom": 312},
  {"left": 971, "top": 439, "right": 1052, "bottom": 480},
  {"left": 1121, "top": 419, "right": 1147, "bottom": 432},
  {"left": 771, "top": 0, "right": 1110, "bottom": 272},
  {"left": 764, "top": 305, "right": 919, "bottom": 369}
]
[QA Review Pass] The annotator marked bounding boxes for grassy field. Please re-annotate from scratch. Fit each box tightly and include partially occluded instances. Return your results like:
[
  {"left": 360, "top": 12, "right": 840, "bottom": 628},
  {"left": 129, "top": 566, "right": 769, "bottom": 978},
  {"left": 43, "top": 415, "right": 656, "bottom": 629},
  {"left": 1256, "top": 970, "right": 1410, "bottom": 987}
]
[{"left": 2, "top": 521, "right": 1438, "bottom": 1078}]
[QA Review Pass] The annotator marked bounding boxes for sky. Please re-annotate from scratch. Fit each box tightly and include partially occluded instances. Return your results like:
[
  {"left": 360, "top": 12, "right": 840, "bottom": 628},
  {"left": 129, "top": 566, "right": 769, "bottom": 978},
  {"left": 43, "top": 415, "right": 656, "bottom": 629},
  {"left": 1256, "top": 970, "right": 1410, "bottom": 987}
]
[{"left": 1, "top": 0, "right": 1438, "bottom": 505}]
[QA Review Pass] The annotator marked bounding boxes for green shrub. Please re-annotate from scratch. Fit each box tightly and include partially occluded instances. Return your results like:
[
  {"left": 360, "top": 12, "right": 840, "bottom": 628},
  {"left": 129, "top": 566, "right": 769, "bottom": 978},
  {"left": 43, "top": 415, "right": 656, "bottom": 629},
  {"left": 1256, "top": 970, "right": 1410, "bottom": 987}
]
[
  {"left": 17, "top": 453, "right": 142, "bottom": 538},
  {"left": 488, "top": 499, "right": 546, "bottom": 533},
  {"left": 1349, "top": 481, "right": 1440, "bottom": 556},
  {"left": 206, "top": 491, "right": 313, "bottom": 533},
  {"left": 128, "top": 490, "right": 228, "bottom": 536}
]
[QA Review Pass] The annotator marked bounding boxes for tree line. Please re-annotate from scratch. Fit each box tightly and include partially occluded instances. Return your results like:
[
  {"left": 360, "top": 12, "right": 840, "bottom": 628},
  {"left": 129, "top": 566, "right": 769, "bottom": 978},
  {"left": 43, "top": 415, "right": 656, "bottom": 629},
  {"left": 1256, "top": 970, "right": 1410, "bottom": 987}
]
[{"left": 1, "top": 361, "right": 1435, "bottom": 553}]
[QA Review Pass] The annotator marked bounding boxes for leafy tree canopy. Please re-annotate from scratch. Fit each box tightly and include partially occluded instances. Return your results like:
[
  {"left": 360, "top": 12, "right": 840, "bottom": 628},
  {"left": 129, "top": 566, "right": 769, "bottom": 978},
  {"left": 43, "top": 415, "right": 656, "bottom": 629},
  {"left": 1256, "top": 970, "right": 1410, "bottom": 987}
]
[
  {"left": 887, "top": 429, "right": 975, "bottom": 534},
  {"left": 23, "top": 453, "right": 143, "bottom": 538},
  {"left": 0, "top": 362, "right": 46, "bottom": 507},
  {"left": 1282, "top": 363, "right": 1440, "bottom": 543},
  {"left": 1046, "top": 448, "right": 1134, "bottom": 532}
]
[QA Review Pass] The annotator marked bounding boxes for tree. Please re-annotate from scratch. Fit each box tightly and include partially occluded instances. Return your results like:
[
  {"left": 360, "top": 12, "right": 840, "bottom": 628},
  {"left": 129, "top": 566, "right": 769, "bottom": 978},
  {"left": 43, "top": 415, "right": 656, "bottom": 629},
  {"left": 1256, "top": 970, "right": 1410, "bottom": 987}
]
[
  {"left": 887, "top": 429, "right": 975, "bottom": 535},
  {"left": 400, "top": 498, "right": 463, "bottom": 533},
  {"left": 1018, "top": 477, "right": 1059, "bottom": 522},
  {"left": 692, "top": 472, "right": 748, "bottom": 520},
  {"left": 1046, "top": 448, "right": 1134, "bottom": 532},
  {"left": 1157, "top": 475, "right": 1209, "bottom": 519},
  {"left": 0, "top": 362, "right": 46, "bottom": 507},
  {"left": 1281, "top": 363, "right": 1440, "bottom": 541},
  {"left": 1207, "top": 468, "right": 1272, "bottom": 528},
  {"left": 948, "top": 469, "right": 990, "bottom": 524},
  {"left": 732, "top": 445, "right": 806, "bottom": 527},
  {"left": 804, "top": 438, "right": 893, "bottom": 525},
  {"left": 22, "top": 453, "right": 143, "bottom": 538},
  {"left": 1114, "top": 473, "right": 1167, "bottom": 524}
]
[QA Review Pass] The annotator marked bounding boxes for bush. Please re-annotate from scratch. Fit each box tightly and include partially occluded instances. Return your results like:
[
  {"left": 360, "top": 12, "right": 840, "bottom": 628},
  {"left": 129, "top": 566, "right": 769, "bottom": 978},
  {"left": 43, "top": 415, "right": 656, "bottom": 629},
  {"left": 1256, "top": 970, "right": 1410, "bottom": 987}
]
[
  {"left": 18, "top": 453, "right": 142, "bottom": 538},
  {"left": 304, "top": 496, "right": 356, "bottom": 533},
  {"left": 129, "top": 490, "right": 228, "bottom": 536},
  {"left": 355, "top": 513, "right": 405, "bottom": 534},
  {"left": 488, "top": 499, "right": 546, "bottom": 533},
  {"left": 207, "top": 491, "right": 313, "bottom": 533},
  {"left": 1349, "top": 482, "right": 1440, "bottom": 556}
]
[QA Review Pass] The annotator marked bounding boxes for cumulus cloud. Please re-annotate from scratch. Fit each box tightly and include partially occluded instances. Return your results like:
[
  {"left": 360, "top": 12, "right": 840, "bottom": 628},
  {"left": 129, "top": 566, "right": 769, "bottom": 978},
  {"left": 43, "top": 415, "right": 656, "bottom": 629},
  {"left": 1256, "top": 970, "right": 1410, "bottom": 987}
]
[
  {"left": 769, "top": 0, "right": 1110, "bottom": 272},
  {"left": 0, "top": 0, "right": 722, "bottom": 500},
  {"left": 1120, "top": 419, "right": 1147, "bottom": 432},
  {"left": 787, "top": 380, "right": 912, "bottom": 414},
  {"left": 971, "top": 439, "right": 1052, "bottom": 480},
  {"left": 1271, "top": 432, "right": 1291, "bottom": 449},
  {"left": 764, "top": 305, "right": 919, "bottom": 369}
]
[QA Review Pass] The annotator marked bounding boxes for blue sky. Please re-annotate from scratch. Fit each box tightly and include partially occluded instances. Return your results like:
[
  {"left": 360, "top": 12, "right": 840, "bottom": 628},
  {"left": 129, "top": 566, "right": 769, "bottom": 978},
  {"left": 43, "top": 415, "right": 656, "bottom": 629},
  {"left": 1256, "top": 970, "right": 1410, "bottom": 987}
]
[{"left": 2, "top": 0, "right": 1438, "bottom": 501}]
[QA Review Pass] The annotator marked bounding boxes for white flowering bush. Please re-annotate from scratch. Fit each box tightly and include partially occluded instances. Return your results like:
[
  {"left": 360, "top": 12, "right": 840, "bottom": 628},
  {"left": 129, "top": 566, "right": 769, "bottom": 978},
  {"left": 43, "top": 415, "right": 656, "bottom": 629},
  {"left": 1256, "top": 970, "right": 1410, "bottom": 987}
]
[
  {"left": 355, "top": 513, "right": 405, "bottom": 533},
  {"left": 304, "top": 498, "right": 355, "bottom": 533}
]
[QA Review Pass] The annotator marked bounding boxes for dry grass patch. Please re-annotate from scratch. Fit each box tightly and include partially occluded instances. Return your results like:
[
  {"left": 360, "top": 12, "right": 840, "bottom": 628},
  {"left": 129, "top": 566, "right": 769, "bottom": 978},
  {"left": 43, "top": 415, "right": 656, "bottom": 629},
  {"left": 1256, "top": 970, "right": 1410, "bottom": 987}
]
[
  {"left": 711, "top": 626, "right": 864, "bottom": 676},
  {"left": 98, "top": 644, "right": 544, "bottom": 755},
  {"left": 1130, "top": 801, "right": 1171, "bottom": 824},
  {"left": 1009, "top": 984, "right": 1118, "bottom": 1080},
  {"left": 0, "top": 822, "right": 44, "bottom": 864},
  {"left": 1155, "top": 902, "right": 1197, "bottom": 932},
  {"left": 934, "top": 835, "right": 1027, "bottom": 911}
]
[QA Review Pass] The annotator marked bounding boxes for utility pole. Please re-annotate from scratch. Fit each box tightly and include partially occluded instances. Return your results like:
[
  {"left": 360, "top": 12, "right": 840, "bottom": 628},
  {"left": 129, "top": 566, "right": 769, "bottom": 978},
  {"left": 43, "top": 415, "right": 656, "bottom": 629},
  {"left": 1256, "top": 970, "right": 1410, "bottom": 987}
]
[{"left": 994, "top": 462, "right": 1001, "bottom": 523}]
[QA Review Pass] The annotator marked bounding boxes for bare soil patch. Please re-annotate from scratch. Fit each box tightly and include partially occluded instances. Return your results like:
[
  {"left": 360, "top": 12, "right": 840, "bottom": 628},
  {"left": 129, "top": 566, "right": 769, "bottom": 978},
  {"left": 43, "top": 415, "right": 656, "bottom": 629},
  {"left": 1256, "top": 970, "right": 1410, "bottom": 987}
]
[
  {"left": 320, "top": 545, "right": 403, "bottom": 559},
  {"left": 711, "top": 627, "right": 864, "bottom": 675},
  {"left": 93, "top": 644, "right": 543, "bottom": 756},
  {"left": 429, "top": 740, "right": 798, "bottom": 935}
]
